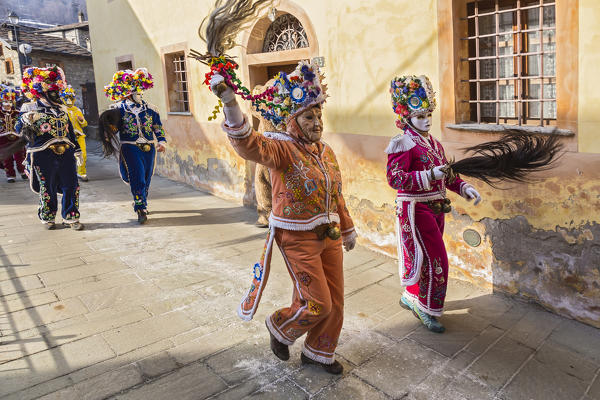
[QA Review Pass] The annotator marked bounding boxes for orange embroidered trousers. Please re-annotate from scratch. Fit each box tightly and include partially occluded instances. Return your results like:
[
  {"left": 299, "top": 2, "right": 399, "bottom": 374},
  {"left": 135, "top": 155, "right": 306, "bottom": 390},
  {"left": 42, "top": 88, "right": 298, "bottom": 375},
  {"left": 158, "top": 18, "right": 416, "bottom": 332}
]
[{"left": 266, "top": 229, "right": 344, "bottom": 365}]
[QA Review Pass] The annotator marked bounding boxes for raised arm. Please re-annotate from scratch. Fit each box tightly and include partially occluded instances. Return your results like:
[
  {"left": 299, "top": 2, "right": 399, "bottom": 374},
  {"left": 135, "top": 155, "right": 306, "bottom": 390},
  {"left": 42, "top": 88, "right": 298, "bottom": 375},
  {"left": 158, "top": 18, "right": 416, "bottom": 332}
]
[{"left": 211, "top": 73, "right": 288, "bottom": 170}]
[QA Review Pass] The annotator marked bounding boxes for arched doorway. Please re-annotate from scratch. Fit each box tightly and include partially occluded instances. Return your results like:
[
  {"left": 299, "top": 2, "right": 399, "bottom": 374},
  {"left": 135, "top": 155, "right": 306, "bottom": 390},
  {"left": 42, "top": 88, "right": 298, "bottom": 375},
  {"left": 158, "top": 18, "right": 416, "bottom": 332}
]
[{"left": 242, "top": 1, "right": 320, "bottom": 122}]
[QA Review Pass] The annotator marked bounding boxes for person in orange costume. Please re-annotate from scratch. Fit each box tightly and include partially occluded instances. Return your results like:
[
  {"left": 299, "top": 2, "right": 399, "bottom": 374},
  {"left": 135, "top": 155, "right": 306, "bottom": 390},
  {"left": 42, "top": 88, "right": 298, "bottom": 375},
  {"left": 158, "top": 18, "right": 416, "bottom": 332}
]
[{"left": 209, "top": 61, "right": 357, "bottom": 374}]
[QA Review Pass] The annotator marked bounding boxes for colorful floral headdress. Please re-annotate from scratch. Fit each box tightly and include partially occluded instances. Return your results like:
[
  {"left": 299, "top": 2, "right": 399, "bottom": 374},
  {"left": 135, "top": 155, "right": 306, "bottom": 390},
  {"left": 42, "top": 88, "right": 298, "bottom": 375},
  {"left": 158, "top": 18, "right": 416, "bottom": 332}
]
[
  {"left": 203, "top": 57, "right": 327, "bottom": 129},
  {"left": 60, "top": 85, "right": 76, "bottom": 101},
  {"left": 390, "top": 75, "right": 436, "bottom": 129},
  {"left": 21, "top": 66, "right": 67, "bottom": 100},
  {"left": 0, "top": 86, "right": 17, "bottom": 104},
  {"left": 104, "top": 67, "right": 154, "bottom": 102}
]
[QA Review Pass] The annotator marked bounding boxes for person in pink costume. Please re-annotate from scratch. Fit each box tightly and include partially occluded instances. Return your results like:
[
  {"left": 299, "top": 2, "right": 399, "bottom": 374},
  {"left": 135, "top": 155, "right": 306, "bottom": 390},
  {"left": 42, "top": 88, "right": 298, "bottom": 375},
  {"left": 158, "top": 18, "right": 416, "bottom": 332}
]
[{"left": 385, "top": 75, "right": 481, "bottom": 333}]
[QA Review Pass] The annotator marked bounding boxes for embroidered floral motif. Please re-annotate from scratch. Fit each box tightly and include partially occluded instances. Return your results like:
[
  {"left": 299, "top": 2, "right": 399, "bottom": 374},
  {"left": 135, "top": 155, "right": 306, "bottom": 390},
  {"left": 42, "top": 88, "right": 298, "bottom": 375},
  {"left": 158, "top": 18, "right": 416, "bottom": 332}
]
[
  {"left": 35, "top": 166, "right": 55, "bottom": 222},
  {"left": 297, "top": 272, "right": 312, "bottom": 287},
  {"left": 273, "top": 310, "right": 284, "bottom": 324},
  {"left": 308, "top": 301, "right": 322, "bottom": 315},
  {"left": 142, "top": 115, "right": 154, "bottom": 136},
  {"left": 316, "top": 333, "right": 336, "bottom": 352},
  {"left": 286, "top": 328, "right": 302, "bottom": 339},
  {"left": 122, "top": 114, "right": 138, "bottom": 137},
  {"left": 253, "top": 263, "right": 263, "bottom": 281},
  {"left": 31, "top": 113, "right": 69, "bottom": 138}
]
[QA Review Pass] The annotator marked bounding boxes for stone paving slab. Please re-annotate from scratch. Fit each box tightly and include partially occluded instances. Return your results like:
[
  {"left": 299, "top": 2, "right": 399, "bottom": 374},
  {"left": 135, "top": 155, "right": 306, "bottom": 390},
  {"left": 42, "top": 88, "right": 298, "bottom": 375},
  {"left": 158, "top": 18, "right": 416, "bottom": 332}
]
[{"left": 1, "top": 143, "right": 599, "bottom": 399}]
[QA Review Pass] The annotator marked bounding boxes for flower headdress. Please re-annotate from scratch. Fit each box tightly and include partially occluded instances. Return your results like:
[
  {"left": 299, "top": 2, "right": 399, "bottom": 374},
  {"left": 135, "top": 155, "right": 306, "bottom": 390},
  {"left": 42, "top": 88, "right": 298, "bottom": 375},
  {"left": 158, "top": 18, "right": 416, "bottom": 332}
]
[
  {"left": 60, "top": 85, "right": 76, "bottom": 102},
  {"left": 202, "top": 57, "right": 327, "bottom": 130},
  {"left": 390, "top": 75, "right": 436, "bottom": 129},
  {"left": 21, "top": 66, "right": 67, "bottom": 100},
  {"left": 103, "top": 67, "right": 154, "bottom": 102},
  {"left": 0, "top": 86, "right": 17, "bottom": 104}
]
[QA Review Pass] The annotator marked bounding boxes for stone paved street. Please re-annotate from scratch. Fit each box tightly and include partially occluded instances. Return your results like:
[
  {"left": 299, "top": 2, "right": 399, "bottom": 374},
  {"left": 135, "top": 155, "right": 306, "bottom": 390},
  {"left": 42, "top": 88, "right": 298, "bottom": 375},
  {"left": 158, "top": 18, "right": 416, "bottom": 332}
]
[{"left": 1, "top": 143, "right": 599, "bottom": 400}]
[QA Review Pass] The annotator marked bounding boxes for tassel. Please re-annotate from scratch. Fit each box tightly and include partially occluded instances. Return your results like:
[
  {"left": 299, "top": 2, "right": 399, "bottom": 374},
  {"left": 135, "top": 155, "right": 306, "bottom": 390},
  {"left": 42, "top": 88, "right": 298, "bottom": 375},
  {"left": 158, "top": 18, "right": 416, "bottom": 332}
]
[
  {"left": 191, "top": 0, "right": 274, "bottom": 65},
  {"left": 447, "top": 131, "right": 563, "bottom": 188}
]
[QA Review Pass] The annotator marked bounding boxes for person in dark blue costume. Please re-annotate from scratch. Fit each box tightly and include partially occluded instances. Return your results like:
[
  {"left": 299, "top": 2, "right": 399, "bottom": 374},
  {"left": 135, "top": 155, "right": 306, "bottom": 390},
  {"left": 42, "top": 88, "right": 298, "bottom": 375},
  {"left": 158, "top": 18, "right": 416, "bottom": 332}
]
[
  {"left": 103, "top": 68, "right": 167, "bottom": 224},
  {"left": 16, "top": 66, "right": 84, "bottom": 230}
]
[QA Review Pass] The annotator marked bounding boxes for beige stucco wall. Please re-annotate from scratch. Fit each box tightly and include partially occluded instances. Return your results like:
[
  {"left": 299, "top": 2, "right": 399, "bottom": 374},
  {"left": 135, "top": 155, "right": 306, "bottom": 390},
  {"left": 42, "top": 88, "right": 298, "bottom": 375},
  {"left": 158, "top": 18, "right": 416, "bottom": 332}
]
[
  {"left": 88, "top": 0, "right": 600, "bottom": 328},
  {"left": 578, "top": 0, "right": 600, "bottom": 153}
]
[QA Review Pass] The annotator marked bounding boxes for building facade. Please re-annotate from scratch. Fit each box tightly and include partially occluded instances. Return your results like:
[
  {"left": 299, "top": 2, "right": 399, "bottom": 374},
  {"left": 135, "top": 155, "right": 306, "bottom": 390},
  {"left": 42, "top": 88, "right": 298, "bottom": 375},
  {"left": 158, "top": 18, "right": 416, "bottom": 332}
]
[
  {"left": 0, "top": 22, "right": 97, "bottom": 122},
  {"left": 87, "top": 0, "right": 600, "bottom": 328}
]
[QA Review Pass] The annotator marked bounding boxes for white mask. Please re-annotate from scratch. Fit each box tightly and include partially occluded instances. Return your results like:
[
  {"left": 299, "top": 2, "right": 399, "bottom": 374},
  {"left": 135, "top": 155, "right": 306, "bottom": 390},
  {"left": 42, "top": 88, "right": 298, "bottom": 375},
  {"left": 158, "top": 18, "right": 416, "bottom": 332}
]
[
  {"left": 131, "top": 93, "right": 143, "bottom": 104},
  {"left": 410, "top": 113, "right": 432, "bottom": 133},
  {"left": 1, "top": 102, "right": 12, "bottom": 112}
]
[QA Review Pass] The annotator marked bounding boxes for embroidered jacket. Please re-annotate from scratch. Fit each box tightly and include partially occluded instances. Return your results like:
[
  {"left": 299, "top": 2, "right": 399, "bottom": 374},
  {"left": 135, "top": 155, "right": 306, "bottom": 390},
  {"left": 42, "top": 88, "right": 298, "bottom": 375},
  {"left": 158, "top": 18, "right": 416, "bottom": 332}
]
[
  {"left": 386, "top": 127, "right": 472, "bottom": 202},
  {"left": 223, "top": 117, "right": 355, "bottom": 235},
  {"left": 0, "top": 109, "right": 20, "bottom": 139},
  {"left": 386, "top": 127, "right": 474, "bottom": 286},
  {"left": 16, "top": 101, "right": 80, "bottom": 154},
  {"left": 110, "top": 100, "right": 166, "bottom": 145},
  {"left": 65, "top": 105, "right": 88, "bottom": 136}
]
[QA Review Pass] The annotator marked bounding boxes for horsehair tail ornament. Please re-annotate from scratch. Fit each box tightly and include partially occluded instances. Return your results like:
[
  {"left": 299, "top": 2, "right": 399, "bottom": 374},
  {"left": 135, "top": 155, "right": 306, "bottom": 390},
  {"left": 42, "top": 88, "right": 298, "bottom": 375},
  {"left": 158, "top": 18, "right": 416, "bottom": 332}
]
[
  {"left": 189, "top": 0, "right": 275, "bottom": 121},
  {"left": 446, "top": 131, "right": 564, "bottom": 188}
]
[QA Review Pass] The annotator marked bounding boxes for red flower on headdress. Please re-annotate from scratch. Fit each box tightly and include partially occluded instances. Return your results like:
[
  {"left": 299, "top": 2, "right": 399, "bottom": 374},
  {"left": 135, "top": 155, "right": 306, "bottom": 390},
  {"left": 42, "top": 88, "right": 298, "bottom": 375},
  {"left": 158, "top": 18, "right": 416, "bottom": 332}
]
[{"left": 48, "top": 71, "right": 58, "bottom": 81}]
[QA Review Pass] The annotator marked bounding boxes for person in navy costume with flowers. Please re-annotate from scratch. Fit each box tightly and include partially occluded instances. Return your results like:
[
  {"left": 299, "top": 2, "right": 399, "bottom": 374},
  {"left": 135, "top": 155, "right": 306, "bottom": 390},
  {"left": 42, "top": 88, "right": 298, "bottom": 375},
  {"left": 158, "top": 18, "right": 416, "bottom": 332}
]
[
  {"left": 104, "top": 68, "right": 167, "bottom": 224},
  {"left": 16, "top": 66, "right": 84, "bottom": 230}
]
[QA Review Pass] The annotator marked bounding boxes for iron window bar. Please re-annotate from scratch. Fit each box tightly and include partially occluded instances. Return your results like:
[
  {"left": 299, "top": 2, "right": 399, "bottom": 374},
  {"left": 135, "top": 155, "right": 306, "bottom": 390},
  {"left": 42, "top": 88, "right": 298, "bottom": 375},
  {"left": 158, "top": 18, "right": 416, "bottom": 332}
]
[
  {"left": 461, "top": 51, "right": 556, "bottom": 62},
  {"left": 462, "top": 1, "right": 556, "bottom": 19},
  {"left": 172, "top": 55, "right": 190, "bottom": 112},
  {"left": 465, "top": 0, "right": 556, "bottom": 126},
  {"left": 462, "top": 27, "right": 555, "bottom": 41}
]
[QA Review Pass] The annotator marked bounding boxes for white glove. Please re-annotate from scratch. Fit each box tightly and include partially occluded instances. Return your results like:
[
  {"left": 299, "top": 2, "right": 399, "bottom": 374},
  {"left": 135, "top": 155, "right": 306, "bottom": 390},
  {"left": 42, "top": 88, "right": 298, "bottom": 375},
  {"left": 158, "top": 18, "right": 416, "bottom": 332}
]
[
  {"left": 343, "top": 231, "right": 357, "bottom": 252},
  {"left": 464, "top": 186, "right": 482, "bottom": 205},
  {"left": 430, "top": 165, "right": 447, "bottom": 181},
  {"left": 210, "top": 73, "right": 236, "bottom": 104},
  {"left": 75, "top": 152, "right": 84, "bottom": 167}
]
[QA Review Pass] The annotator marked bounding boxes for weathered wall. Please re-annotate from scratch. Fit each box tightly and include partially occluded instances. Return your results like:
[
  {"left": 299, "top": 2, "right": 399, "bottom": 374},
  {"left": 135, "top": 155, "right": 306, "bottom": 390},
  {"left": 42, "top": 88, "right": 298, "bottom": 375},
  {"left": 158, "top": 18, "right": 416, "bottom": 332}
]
[
  {"left": 0, "top": 44, "right": 23, "bottom": 86},
  {"left": 88, "top": 0, "right": 600, "bottom": 328}
]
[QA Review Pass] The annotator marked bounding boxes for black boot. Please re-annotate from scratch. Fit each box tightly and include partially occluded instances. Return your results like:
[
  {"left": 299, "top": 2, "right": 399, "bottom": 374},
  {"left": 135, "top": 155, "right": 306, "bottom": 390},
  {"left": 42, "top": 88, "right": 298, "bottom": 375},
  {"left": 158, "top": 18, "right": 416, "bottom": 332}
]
[
  {"left": 300, "top": 353, "right": 343, "bottom": 375},
  {"left": 266, "top": 321, "right": 289, "bottom": 361},
  {"left": 137, "top": 209, "right": 148, "bottom": 224}
]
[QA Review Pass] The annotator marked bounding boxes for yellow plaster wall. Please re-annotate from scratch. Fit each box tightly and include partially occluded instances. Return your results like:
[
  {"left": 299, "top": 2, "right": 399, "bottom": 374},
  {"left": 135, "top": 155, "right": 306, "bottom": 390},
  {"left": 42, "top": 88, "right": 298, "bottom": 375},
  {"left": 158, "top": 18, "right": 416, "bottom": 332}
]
[{"left": 578, "top": 0, "right": 600, "bottom": 153}]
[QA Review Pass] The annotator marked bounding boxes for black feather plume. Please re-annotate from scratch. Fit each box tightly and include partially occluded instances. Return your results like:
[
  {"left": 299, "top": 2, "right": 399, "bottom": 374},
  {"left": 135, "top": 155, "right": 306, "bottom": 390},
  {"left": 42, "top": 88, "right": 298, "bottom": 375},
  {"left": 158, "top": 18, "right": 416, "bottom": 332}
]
[
  {"left": 98, "top": 109, "right": 121, "bottom": 159},
  {"left": 448, "top": 131, "right": 564, "bottom": 188},
  {"left": 191, "top": 0, "right": 274, "bottom": 64}
]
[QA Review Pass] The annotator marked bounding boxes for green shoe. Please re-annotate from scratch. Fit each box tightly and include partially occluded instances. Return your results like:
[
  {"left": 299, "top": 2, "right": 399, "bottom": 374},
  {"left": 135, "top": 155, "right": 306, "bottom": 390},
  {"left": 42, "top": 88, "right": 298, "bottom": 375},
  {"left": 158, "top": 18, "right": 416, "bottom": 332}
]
[
  {"left": 411, "top": 304, "right": 445, "bottom": 333},
  {"left": 400, "top": 293, "right": 413, "bottom": 310}
]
